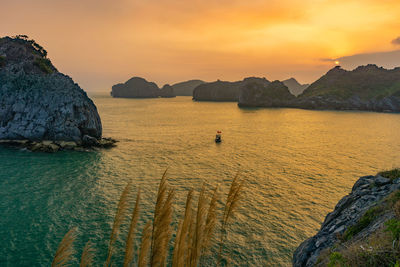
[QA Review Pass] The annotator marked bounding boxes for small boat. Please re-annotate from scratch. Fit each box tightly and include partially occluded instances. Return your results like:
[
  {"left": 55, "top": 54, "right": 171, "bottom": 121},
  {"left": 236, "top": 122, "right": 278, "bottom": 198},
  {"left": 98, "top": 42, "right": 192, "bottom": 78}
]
[{"left": 215, "top": 131, "right": 222, "bottom": 143}]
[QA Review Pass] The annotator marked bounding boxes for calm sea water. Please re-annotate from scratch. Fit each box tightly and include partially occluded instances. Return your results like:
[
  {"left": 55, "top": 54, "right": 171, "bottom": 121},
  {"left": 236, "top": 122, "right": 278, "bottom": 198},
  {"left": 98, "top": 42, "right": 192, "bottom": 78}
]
[{"left": 1, "top": 95, "right": 400, "bottom": 266}]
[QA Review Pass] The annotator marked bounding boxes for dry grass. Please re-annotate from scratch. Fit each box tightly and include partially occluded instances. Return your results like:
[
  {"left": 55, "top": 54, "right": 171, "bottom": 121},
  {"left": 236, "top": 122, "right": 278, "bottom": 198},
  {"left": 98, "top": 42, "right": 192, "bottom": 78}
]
[
  {"left": 52, "top": 227, "right": 77, "bottom": 267},
  {"left": 80, "top": 242, "right": 95, "bottom": 267},
  {"left": 219, "top": 173, "right": 244, "bottom": 266},
  {"left": 123, "top": 189, "right": 141, "bottom": 267},
  {"left": 105, "top": 182, "right": 132, "bottom": 266},
  {"left": 172, "top": 189, "right": 194, "bottom": 266},
  {"left": 138, "top": 221, "right": 152, "bottom": 267},
  {"left": 52, "top": 170, "right": 244, "bottom": 267}
]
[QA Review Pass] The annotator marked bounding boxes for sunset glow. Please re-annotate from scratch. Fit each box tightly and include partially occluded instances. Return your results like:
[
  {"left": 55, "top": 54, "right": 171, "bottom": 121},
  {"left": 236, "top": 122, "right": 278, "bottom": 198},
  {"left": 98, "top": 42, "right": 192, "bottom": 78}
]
[{"left": 1, "top": 0, "right": 399, "bottom": 90}]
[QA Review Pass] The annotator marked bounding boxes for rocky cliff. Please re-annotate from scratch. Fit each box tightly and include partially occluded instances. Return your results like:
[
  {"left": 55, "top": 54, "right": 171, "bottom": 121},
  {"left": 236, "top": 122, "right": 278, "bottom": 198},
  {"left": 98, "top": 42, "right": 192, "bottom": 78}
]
[
  {"left": 283, "top": 78, "right": 309, "bottom": 96},
  {"left": 238, "top": 80, "right": 296, "bottom": 107},
  {"left": 111, "top": 77, "right": 176, "bottom": 98},
  {"left": 192, "top": 77, "right": 269, "bottom": 101},
  {"left": 238, "top": 65, "right": 400, "bottom": 112},
  {"left": 0, "top": 35, "right": 102, "bottom": 143},
  {"left": 171, "top": 79, "right": 204, "bottom": 96},
  {"left": 293, "top": 170, "right": 400, "bottom": 266},
  {"left": 111, "top": 77, "right": 160, "bottom": 98},
  {"left": 294, "top": 65, "right": 400, "bottom": 112}
]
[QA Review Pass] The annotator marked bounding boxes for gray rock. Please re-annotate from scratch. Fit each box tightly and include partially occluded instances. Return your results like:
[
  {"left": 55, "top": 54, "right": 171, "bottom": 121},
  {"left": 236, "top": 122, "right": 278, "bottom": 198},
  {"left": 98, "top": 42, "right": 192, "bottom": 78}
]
[
  {"left": 374, "top": 175, "right": 391, "bottom": 186},
  {"left": 0, "top": 36, "right": 102, "bottom": 142},
  {"left": 293, "top": 173, "right": 399, "bottom": 266}
]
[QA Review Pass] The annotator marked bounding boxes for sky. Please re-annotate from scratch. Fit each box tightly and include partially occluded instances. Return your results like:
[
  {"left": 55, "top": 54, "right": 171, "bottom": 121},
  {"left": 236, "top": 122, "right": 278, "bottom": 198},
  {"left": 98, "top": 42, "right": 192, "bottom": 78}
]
[{"left": 1, "top": 0, "right": 400, "bottom": 91}]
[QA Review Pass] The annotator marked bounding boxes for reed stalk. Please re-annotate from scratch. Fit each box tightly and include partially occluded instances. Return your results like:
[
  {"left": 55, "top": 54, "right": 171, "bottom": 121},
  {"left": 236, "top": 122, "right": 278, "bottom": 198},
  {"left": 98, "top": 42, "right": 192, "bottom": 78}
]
[
  {"left": 105, "top": 182, "right": 132, "bottom": 266},
  {"left": 123, "top": 189, "right": 141, "bottom": 267},
  {"left": 80, "top": 241, "right": 95, "bottom": 267},
  {"left": 52, "top": 227, "right": 77, "bottom": 267},
  {"left": 138, "top": 221, "right": 152, "bottom": 267}
]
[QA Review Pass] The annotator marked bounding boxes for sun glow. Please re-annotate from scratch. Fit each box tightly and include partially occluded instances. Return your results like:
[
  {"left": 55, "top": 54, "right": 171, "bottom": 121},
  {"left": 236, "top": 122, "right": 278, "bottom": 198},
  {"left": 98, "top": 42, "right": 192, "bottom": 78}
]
[{"left": 335, "top": 61, "right": 340, "bottom": 65}]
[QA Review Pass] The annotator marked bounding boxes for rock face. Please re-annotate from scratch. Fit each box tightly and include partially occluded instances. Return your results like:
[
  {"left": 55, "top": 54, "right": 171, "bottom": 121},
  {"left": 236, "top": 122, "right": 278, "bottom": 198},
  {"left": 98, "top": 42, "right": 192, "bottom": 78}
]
[
  {"left": 111, "top": 77, "right": 160, "bottom": 98},
  {"left": 111, "top": 77, "right": 176, "bottom": 98},
  {"left": 171, "top": 79, "right": 205, "bottom": 96},
  {"left": 159, "top": 84, "right": 175, "bottom": 98},
  {"left": 238, "top": 80, "right": 296, "bottom": 107},
  {"left": 293, "top": 174, "right": 400, "bottom": 266},
  {"left": 0, "top": 36, "right": 102, "bottom": 142},
  {"left": 294, "top": 65, "right": 400, "bottom": 112},
  {"left": 238, "top": 65, "right": 400, "bottom": 112},
  {"left": 282, "top": 78, "right": 309, "bottom": 96},
  {"left": 193, "top": 77, "right": 269, "bottom": 101}
]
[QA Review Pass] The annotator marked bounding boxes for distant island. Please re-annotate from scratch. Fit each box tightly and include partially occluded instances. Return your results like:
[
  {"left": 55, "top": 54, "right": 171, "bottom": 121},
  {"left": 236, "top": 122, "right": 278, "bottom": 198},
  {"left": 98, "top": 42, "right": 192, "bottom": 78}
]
[
  {"left": 171, "top": 79, "right": 205, "bottom": 96},
  {"left": 192, "top": 77, "right": 270, "bottom": 101},
  {"left": 192, "top": 77, "right": 308, "bottom": 101},
  {"left": 239, "top": 65, "right": 400, "bottom": 112},
  {"left": 111, "top": 77, "right": 176, "bottom": 98},
  {"left": 0, "top": 35, "right": 114, "bottom": 152}
]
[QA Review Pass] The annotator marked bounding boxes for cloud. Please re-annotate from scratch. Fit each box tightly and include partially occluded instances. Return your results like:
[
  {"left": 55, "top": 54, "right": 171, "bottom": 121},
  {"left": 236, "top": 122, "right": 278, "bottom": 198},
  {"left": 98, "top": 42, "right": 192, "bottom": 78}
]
[
  {"left": 322, "top": 50, "right": 400, "bottom": 69},
  {"left": 392, "top": 37, "right": 400, "bottom": 45}
]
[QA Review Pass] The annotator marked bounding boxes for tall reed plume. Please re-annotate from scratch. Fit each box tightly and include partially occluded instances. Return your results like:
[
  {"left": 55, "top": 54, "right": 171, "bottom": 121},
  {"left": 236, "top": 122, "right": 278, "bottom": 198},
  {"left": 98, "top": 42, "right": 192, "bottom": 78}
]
[
  {"left": 150, "top": 168, "right": 175, "bottom": 267},
  {"left": 123, "top": 188, "right": 141, "bottom": 267},
  {"left": 218, "top": 173, "right": 244, "bottom": 266},
  {"left": 52, "top": 171, "right": 244, "bottom": 267},
  {"left": 52, "top": 227, "right": 77, "bottom": 267},
  {"left": 80, "top": 242, "right": 95, "bottom": 267},
  {"left": 105, "top": 182, "right": 132, "bottom": 266}
]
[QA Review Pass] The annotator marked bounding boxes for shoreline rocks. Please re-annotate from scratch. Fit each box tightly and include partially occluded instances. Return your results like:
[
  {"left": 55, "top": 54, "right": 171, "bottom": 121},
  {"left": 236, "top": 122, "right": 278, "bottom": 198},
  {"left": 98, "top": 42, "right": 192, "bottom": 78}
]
[
  {"left": 293, "top": 173, "right": 400, "bottom": 266},
  {"left": 0, "top": 137, "right": 117, "bottom": 152}
]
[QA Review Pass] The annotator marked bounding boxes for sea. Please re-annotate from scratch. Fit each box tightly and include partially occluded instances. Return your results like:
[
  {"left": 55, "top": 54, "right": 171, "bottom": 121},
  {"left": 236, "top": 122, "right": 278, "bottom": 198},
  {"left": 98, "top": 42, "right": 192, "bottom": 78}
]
[{"left": 1, "top": 94, "right": 400, "bottom": 266}]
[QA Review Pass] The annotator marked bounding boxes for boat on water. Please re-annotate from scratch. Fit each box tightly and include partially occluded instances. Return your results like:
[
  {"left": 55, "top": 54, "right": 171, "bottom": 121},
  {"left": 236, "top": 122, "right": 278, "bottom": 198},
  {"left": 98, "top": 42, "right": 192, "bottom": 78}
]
[{"left": 215, "top": 131, "right": 222, "bottom": 143}]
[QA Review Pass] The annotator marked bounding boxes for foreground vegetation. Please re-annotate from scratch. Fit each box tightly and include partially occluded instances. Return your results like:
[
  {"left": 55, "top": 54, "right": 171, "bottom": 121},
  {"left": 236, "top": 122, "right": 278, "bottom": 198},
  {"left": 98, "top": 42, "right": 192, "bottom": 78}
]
[
  {"left": 51, "top": 171, "right": 244, "bottom": 266},
  {"left": 318, "top": 173, "right": 400, "bottom": 267}
]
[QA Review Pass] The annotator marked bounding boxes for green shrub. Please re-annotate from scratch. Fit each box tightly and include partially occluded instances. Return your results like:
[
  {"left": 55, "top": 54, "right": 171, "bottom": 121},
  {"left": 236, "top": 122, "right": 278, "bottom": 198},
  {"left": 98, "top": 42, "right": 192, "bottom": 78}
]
[
  {"left": 343, "top": 206, "right": 383, "bottom": 240},
  {"left": 34, "top": 57, "right": 54, "bottom": 74},
  {"left": 379, "top": 169, "right": 400, "bottom": 180},
  {"left": 328, "top": 252, "right": 347, "bottom": 267},
  {"left": 385, "top": 219, "right": 400, "bottom": 241}
]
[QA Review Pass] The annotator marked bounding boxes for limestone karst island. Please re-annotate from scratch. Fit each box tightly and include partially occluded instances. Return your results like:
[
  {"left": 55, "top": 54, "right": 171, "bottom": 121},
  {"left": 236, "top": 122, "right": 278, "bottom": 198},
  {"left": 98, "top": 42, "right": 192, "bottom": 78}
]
[{"left": 1, "top": 0, "right": 400, "bottom": 266}]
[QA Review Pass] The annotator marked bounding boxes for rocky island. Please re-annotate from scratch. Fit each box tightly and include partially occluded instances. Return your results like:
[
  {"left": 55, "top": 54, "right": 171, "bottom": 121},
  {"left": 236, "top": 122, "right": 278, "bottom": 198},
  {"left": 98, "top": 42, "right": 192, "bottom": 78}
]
[
  {"left": 0, "top": 35, "right": 115, "bottom": 152},
  {"left": 238, "top": 65, "right": 400, "bottom": 112},
  {"left": 171, "top": 79, "right": 205, "bottom": 96},
  {"left": 111, "top": 77, "right": 176, "bottom": 98},
  {"left": 293, "top": 169, "right": 400, "bottom": 266},
  {"left": 192, "top": 77, "right": 270, "bottom": 101}
]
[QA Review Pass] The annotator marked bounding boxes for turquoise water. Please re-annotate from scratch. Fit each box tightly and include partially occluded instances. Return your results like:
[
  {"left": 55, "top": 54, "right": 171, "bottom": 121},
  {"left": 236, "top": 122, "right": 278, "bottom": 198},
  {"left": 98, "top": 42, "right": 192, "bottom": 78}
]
[{"left": 1, "top": 95, "right": 400, "bottom": 266}]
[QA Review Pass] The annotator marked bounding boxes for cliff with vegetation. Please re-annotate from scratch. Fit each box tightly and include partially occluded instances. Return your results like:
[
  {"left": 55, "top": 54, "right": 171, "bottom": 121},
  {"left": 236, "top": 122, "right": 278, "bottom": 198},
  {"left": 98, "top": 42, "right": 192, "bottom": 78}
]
[
  {"left": 193, "top": 77, "right": 269, "bottom": 101},
  {"left": 238, "top": 65, "right": 400, "bottom": 112},
  {"left": 294, "top": 65, "right": 400, "bottom": 112},
  {"left": 293, "top": 169, "right": 400, "bottom": 266},
  {"left": 111, "top": 77, "right": 175, "bottom": 98},
  {"left": 0, "top": 35, "right": 108, "bottom": 151},
  {"left": 238, "top": 80, "right": 296, "bottom": 107},
  {"left": 171, "top": 79, "right": 205, "bottom": 96}
]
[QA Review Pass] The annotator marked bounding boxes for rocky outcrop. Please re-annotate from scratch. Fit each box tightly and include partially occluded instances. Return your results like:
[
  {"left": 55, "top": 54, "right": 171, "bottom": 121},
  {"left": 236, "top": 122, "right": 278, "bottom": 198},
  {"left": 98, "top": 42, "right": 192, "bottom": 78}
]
[
  {"left": 238, "top": 80, "right": 296, "bottom": 107},
  {"left": 0, "top": 35, "right": 102, "bottom": 142},
  {"left": 159, "top": 84, "right": 175, "bottom": 98},
  {"left": 293, "top": 173, "right": 400, "bottom": 266},
  {"left": 282, "top": 78, "right": 309, "bottom": 96},
  {"left": 111, "top": 77, "right": 160, "bottom": 98},
  {"left": 293, "top": 65, "right": 400, "bottom": 112},
  {"left": 238, "top": 65, "right": 400, "bottom": 112},
  {"left": 193, "top": 77, "right": 269, "bottom": 101},
  {"left": 111, "top": 77, "right": 177, "bottom": 98},
  {"left": 171, "top": 79, "right": 205, "bottom": 96}
]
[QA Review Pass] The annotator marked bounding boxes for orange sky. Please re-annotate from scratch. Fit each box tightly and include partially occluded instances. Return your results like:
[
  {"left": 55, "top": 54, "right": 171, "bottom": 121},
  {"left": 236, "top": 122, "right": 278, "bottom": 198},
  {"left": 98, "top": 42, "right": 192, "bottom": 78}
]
[{"left": 1, "top": 0, "right": 400, "bottom": 91}]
